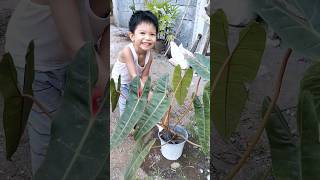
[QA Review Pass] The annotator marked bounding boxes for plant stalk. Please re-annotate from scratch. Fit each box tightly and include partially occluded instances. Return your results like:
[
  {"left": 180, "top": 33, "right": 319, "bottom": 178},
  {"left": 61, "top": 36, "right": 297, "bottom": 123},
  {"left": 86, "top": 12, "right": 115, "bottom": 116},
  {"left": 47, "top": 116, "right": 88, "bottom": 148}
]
[
  {"left": 212, "top": 54, "right": 232, "bottom": 94},
  {"left": 223, "top": 48, "right": 292, "bottom": 180}
]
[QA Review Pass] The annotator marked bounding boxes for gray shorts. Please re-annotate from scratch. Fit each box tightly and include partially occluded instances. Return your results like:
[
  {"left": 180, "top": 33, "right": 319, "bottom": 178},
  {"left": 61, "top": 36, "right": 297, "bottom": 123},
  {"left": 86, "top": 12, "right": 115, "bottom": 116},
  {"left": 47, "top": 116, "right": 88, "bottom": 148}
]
[
  {"left": 16, "top": 66, "right": 66, "bottom": 175},
  {"left": 118, "top": 84, "right": 129, "bottom": 116}
]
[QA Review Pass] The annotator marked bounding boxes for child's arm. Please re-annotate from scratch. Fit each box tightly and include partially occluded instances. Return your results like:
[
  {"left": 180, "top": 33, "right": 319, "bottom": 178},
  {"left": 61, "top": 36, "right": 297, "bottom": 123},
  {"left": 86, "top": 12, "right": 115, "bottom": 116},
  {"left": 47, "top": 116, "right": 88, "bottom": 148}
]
[
  {"left": 49, "top": 0, "right": 86, "bottom": 57},
  {"left": 49, "top": 0, "right": 109, "bottom": 91},
  {"left": 49, "top": 0, "right": 110, "bottom": 57},
  {"left": 140, "top": 54, "right": 153, "bottom": 89},
  {"left": 119, "top": 47, "right": 139, "bottom": 78}
]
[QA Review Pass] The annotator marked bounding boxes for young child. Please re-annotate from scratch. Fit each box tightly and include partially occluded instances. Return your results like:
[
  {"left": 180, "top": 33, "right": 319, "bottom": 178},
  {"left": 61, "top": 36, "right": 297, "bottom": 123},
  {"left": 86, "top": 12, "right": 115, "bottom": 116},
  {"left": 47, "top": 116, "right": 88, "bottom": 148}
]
[{"left": 111, "top": 10, "right": 158, "bottom": 116}]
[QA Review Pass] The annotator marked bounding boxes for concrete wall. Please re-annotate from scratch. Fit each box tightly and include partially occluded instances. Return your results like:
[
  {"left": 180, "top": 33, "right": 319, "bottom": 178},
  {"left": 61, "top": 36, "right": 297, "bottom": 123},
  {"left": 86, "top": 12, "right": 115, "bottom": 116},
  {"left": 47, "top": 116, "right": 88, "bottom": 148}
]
[
  {"left": 112, "top": 0, "right": 209, "bottom": 49},
  {"left": 192, "top": 0, "right": 210, "bottom": 53}
]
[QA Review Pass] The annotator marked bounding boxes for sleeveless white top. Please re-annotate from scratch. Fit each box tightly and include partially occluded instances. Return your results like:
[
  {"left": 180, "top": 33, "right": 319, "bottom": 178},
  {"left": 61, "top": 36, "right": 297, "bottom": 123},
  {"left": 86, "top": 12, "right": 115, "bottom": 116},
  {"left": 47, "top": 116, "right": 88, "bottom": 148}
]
[
  {"left": 5, "top": 0, "right": 109, "bottom": 71},
  {"left": 111, "top": 43, "right": 150, "bottom": 85}
]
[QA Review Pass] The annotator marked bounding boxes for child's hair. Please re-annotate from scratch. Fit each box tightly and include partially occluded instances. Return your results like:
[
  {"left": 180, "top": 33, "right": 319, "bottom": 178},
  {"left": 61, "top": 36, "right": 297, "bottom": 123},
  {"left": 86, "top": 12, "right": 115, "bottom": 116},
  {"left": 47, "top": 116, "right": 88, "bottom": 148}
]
[{"left": 129, "top": 10, "right": 159, "bottom": 33}]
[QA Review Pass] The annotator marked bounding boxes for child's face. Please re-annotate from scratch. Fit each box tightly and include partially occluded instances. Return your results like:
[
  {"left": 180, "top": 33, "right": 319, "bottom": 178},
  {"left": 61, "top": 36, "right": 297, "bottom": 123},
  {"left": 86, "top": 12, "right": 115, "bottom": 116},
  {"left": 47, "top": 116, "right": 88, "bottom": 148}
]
[{"left": 129, "top": 22, "right": 157, "bottom": 52}]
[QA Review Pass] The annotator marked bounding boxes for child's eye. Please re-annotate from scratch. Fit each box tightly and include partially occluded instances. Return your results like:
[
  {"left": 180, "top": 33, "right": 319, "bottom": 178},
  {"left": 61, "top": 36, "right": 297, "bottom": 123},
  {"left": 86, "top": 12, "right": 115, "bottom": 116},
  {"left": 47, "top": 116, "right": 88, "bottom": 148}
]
[{"left": 140, "top": 32, "right": 145, "bottom": 35}]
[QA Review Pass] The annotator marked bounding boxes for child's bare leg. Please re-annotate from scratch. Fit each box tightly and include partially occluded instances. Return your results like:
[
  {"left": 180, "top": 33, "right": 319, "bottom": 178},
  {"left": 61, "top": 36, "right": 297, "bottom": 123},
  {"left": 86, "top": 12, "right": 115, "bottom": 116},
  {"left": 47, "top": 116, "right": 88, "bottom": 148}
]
[{"left": 147, "top": 90, "right": 153, "bottom": 102}]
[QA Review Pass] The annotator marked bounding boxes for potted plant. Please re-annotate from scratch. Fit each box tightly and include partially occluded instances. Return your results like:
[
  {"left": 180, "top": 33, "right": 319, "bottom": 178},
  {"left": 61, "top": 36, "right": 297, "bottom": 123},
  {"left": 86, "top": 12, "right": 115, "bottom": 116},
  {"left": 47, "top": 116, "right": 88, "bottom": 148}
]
[{"left": 110, "top": 53, "right": 210, "bottom": 179}]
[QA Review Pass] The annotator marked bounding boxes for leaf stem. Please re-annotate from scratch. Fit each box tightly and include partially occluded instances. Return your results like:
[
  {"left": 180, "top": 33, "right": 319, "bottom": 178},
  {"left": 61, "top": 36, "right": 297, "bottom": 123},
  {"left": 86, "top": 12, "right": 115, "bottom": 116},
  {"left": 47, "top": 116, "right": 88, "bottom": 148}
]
[
  {"left": 22, "top": 94, "right": 52, "bottom": 119},
  {"left": 223, "top": 48, "right": 292, "bottom": 180},
  {"left": 212, "top": 54, "right": 231, "bottom": 94}
]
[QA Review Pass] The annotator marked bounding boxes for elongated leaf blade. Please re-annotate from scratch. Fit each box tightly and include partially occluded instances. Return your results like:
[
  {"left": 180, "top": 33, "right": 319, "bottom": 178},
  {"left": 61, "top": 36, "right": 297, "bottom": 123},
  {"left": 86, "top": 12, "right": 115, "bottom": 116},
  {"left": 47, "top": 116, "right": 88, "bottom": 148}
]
[
  {"left": 298, "top": 91, "right": 320, "bottom": 179},
  {"left": 110, "top": 78, "right": 120, "bottom": 112},
  {"left": 193, "top": 82, "right": 210, "bottom": 155},
  {"left": 187, "top": 53, "right": 210, "bottom": 80},
  {"left": 299, "top": 62, "right": 320, "bottom": 118},
  {"left": 211, "top": 9, "right": 229, "bottom": 139},
  {"left": 0, "top": 41, "right": 35, "bottom": 159},
  {"left": 203, "top": 82, "right": 210, "bottom": 154},
  {"left": 298, "top": 61, "right": 320, "bottom": 179},
  {"left": 0, "top": 53, "right": 22, "bottom": 160},
  {"left": 204, "top": 82, "right": 210, "bottom": 124},
  {"left": 253, "top": 0, "right": 320, "bottom": 59},
  {"left": 263, "top": 97, "right": 300, "bottom": 179},
  {"left": 134, "top": 75, "right": 170, "bottom": 140},
  {"left": 110, "top": 76, "right": 151, "bottom": 149},
  {"left": 21, "top": 41, "right": 35, "bottom": 137},
  {"left": 172, "top": 66, "right": 193, "bottom": 105},
  {"left": 124, "top": 138, "right": 156, "bottom": 180},
  {"left": 34, "top": 43, "right": 109, "bottom": 180},
  {"left": 213, "top": 21, "right": 266, "bottom": 139},
  {"left": 172, "top": 65, "right": 182, "bottom": 95},
  {"left": 211, "top": 9, "right": 229, "bottom": 80}
]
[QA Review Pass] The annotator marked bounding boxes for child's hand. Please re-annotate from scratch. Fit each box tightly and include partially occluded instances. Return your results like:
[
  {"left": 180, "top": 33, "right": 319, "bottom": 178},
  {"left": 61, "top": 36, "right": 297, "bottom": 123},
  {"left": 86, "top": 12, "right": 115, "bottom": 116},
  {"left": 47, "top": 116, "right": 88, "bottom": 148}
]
[
  {"left": 92, "top": 87, "right": 102, "bottom": 115},
  {"left": 138, "top": 88, "right": 142, "bottom": 97}
]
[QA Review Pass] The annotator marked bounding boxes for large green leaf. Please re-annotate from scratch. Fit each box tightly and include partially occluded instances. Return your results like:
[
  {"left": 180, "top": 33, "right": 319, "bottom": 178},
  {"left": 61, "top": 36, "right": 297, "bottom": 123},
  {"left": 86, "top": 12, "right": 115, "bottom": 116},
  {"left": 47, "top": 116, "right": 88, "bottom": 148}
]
[
  {"left": 193, "top": 81, "right": 210, "bottom": 155},
  {"left": 34, "top": 43, "right": 109, "bottom": 180},
  {"left": 110, "top": 76, "right": 151, "bottom": 149},
  {"left": 187, "top": 53, "right": 210, "bottom": 80},
  {"left": 263, "top": 97, "right": 300, "bottom": 180},
  {"left": 172, "top": 65, "right": 193, "bottom": 105},
  {"left": 134, "top": 75, "right": 170, "bottom": 141},
  {"left": 252, "top": 0, "right": 320, "bottom": 59},
  {"left": 110, "top": 76, "right": 120, "bottom": 112},
  {"left": 213, "top": 19, "right": 266, "bottom": 139},
  {"left": 124, "top": 138, "right": 156, "bottom": 180},
  {"left": 0, "top": 41, "right": 34, "bottom": 160}
]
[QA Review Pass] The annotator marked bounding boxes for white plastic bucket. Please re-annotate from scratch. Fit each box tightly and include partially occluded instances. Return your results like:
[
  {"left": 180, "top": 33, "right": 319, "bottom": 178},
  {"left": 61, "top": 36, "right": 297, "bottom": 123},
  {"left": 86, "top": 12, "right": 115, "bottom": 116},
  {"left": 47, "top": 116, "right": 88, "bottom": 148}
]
[{"left": 158, "top": 124, "right": 188, "bottom": 160}]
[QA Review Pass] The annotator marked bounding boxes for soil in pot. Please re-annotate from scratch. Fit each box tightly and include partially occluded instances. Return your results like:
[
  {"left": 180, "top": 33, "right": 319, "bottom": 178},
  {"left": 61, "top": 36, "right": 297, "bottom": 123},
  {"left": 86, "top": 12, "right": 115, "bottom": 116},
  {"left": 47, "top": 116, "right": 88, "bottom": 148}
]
[{"left": 159, "top": 128, "right": 185, "bottom": 144}]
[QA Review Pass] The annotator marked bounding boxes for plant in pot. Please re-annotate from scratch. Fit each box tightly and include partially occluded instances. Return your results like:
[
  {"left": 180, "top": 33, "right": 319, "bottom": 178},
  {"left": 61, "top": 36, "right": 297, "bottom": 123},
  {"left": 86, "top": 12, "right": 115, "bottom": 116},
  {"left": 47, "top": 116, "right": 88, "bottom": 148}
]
[{"left": 110, "top": 53, "right": 210, "bottom": 179}]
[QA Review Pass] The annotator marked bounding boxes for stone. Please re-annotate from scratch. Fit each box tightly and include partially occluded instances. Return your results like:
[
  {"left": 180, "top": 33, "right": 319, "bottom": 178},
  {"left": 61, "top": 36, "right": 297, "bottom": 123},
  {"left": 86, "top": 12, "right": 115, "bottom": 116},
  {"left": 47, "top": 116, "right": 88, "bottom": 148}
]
[{"left": 170, "top": 162, "right": 181, "bottom": 169}]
